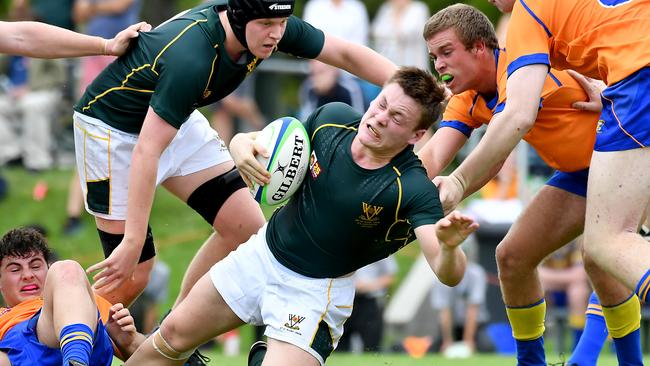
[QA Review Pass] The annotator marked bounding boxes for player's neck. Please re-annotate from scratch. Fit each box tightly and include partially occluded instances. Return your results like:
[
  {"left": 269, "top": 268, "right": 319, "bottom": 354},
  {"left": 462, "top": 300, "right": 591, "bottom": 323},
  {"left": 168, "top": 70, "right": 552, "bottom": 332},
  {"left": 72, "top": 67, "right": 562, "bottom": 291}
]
[
  {"left": 351, "top": 137, "right": 402, "bottom": 170},
  {"left": 219, "top": 10, "right": 247, "bottom": 61},
  {"left": 476, "top": 49, "right": 498, "bottom": 95}
]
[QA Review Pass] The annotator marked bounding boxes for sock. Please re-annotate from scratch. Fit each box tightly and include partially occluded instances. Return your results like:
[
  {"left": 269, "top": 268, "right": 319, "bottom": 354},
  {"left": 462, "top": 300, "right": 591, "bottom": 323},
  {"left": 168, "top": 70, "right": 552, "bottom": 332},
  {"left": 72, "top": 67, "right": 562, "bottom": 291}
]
[
  {"left": 568, "top": 292, "right": 607, "bottom": 366},
  {"left": 602, "top": 294, "right": 643, "bottom": 366},
  {"left": 506, "top": 298, "right": 546, "bottom": 366},
  {"left": 635, "top": 268, "right": 650, "bottom": 303},
  {"left": 248, "top": 344, "right": 267, "bottom": 366},
  {"left": 60, "top": 323, "right": 93, "bottom": 365}
]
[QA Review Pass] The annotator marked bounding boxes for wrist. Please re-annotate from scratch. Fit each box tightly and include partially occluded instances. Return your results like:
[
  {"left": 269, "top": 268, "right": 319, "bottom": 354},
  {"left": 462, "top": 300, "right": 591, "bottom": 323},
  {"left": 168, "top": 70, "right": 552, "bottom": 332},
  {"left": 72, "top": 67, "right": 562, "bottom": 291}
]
[{"left": 102, "top": 38, "right": 110, "bottom": 55}]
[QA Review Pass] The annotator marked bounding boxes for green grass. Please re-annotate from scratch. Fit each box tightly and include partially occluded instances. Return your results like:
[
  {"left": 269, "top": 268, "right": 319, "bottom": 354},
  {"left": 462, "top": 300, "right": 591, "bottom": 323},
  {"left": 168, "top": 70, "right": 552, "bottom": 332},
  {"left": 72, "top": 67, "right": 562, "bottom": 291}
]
[{"left": 188, "top": 351, "right": 646, "bottom": 365}]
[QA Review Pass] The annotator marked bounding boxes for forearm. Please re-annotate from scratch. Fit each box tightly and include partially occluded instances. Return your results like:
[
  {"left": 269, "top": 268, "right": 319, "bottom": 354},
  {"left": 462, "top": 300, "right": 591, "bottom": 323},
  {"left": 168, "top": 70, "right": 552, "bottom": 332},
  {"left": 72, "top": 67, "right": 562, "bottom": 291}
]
[
  {"left": 463, "top": 305, "right": 479, "bottom": 343},
  {"left": 5, "top": 21, "right": 106, "bottom": 58},
  {"left": 123, "top": 148, "right": 159, "bottom": 247},
  {"left": 341, "top": 46, "right": 396, "bottom": 86},
  {"left": 452, "top": 111, "right": 531, "bottom": 195},
  {"left": 439, "top": 309, "right": 453, "bottom": 343},
  {"left": 115, "top": 333, "right": 147, "bottom": 360},
  {"left": 431, "top": 245, "right": 467, "bottom": 287},
  {"left": 94, "top": 0, "right": 134, "bottom": 14},
  {"left": 417, "top": 129, "right": 467, "bottom": 179}
]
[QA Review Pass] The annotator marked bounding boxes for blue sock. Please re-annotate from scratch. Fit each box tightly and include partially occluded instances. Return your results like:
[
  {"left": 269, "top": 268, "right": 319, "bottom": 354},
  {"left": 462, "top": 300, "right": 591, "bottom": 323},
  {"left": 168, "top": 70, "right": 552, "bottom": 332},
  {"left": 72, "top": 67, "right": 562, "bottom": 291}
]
[
  {"left": 634, "top": 268, "right": 650, "bottom": 303},
  {"left": 59, "top": 323, "right": 93, "bottom": 365},
  {"left": 568, "top": 293, "right": 607, "bottom": 366},
  {"left": 515, "top": 337, "right": 546, "bottom": 366},
  {"left": 612, "top": 329, "right": 643, "bottom": 366}
]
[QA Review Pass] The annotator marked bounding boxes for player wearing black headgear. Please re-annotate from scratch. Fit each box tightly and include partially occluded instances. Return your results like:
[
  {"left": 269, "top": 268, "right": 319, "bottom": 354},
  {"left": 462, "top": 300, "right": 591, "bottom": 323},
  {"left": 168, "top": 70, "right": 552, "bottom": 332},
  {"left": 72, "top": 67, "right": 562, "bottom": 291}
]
[{"left": 227, "top": 0, "right": 295, "bottom": 48}]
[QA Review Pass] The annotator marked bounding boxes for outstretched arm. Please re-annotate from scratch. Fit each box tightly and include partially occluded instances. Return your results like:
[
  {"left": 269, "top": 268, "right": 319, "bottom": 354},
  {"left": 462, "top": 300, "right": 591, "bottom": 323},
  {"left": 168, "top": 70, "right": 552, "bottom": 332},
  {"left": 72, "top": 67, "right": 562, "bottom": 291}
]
[
  {"left": 416, "top": 211, "right": 479, "bottom": 286},
  {"left": 106, "top": 303, "right": 146, "bottom": 360},
  {"left": 0, "top": 21, "right": 151, "bottom": 58},
  {"left": 436, "top": 64, "right": 547, "bottom": 212},
  {"left": 316, "top": 34, "right": 397, "bottom": 86}
]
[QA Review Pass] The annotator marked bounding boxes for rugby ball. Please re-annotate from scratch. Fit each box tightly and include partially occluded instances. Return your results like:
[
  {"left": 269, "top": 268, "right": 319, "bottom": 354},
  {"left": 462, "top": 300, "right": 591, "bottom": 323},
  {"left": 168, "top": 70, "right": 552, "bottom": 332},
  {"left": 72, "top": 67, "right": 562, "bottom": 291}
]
[{"left": 251, "top": 117, "right": 310, "bottom": 206}]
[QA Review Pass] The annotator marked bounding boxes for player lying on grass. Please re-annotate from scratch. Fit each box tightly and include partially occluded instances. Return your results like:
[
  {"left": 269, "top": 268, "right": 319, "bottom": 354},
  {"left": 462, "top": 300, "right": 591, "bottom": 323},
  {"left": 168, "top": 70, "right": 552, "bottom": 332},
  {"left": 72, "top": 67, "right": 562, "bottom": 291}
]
[
  {"left": 123, "top": 67, "right": 477, "bottom": 366},
  {"left": 0, "top": 227, "right": 145, "bottom": 366}
]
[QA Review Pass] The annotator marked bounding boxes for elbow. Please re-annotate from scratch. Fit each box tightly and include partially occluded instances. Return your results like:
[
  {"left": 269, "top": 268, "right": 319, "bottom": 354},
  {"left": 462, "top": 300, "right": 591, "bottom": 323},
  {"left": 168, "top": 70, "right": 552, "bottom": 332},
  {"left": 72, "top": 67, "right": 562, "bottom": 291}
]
[{"left": 439, "top": 271, "right": 464, "bottom": 287}]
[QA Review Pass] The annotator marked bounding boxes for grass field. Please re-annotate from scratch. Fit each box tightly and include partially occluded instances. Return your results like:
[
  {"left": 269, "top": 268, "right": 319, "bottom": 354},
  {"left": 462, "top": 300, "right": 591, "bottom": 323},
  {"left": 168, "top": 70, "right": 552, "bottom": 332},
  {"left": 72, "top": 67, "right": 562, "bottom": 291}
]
[{"left": 3, "top": 167, "right": 650, "bottom": 365}]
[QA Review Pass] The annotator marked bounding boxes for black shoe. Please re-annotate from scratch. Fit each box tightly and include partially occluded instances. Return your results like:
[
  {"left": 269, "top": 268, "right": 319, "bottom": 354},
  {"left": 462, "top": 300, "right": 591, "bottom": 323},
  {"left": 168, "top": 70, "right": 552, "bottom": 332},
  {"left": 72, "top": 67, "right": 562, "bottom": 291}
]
[
  {"left": 68, "top": 360, "right": 88, "bottom": 366},
  {"left": 247, "top": 341, "right": 268, "bottom": 366},
  {"left": 63, "top": 217, "right": 83, "bottom": 236},
  {"left": 184, "top": 348, "right": 210, "bottom": 366}
]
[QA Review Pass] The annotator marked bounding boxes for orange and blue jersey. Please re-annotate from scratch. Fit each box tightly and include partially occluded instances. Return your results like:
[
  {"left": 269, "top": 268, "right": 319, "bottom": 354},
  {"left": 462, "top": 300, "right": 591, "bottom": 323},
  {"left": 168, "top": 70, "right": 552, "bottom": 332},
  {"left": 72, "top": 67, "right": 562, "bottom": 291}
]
[
  {"left": 505, "top": 0, "right": 650, "bottom": 151},
  {"left": 505, "top": 0, "right": 650, "bottom": 85},
  {"left": 441, "top": 48, "right": 599, "bottom": 173}
]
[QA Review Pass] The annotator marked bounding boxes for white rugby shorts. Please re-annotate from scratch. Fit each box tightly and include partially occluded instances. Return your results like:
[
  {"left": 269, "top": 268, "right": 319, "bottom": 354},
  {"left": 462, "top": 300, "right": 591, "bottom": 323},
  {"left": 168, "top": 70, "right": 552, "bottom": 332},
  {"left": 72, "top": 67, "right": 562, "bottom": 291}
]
[
  {"left": 210, "top": 224, "right": 355, "bottom": 365},
  {"left": 73, "top": 110, "right": 231, "bottom": 220}
]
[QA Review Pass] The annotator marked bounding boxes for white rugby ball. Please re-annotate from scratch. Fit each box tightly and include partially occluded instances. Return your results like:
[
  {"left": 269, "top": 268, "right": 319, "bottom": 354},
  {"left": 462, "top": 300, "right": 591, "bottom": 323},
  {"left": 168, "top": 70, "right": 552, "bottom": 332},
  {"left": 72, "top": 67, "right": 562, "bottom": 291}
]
[{"left": 251, "top": 116, "right": 310, "bottom": 206}]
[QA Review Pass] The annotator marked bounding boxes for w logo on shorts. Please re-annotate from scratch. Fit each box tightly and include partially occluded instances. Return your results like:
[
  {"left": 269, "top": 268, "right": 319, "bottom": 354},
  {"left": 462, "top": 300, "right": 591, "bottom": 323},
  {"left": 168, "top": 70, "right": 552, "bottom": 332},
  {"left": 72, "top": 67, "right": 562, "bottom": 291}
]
[{"left": 284, "top": 314, "right": 306, "bottom": 330}]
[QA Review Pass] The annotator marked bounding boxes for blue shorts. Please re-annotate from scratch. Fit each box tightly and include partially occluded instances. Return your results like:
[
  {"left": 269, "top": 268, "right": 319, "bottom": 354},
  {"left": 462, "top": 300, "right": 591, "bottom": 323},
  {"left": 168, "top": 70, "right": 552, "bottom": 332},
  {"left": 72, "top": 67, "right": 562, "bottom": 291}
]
[
  {"left": 595, "top": 67, "right": 650, "bottom": 151},
  {"left": 0, "top": 311, "right": 114, "bottom": 366},
  {"left": 546, "top": 168, "right": 589, "bottom": 197}
]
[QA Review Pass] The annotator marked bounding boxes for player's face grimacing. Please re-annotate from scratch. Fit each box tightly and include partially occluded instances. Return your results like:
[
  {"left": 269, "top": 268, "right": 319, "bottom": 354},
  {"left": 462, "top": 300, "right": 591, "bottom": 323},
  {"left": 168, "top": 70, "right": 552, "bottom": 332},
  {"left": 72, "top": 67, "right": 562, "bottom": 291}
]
[
  {"left": 487, "top": 0, "right": 515, "bottom": 13},
  {"left": 426, "top": 28, "right": 482, "bottom": 95},
  {"left": 246, "top": 17, "right": 288, "bottom": 59},
  {"left": 0, "top": 253, "right": 47, "bottom": 307},
  {"left": 359, "top": 83, "right": 425, "bottom": 153}
]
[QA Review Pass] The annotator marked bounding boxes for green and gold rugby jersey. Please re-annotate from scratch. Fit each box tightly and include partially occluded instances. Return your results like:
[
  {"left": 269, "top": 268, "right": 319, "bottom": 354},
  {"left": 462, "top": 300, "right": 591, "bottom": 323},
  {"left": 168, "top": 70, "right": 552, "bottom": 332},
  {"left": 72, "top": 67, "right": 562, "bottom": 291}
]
[
  {"left": 267, "top": 102, "right": 444, "bottom": 278},
  {"left": 74, "top": 0, "right": 324, "bottom": 133}
]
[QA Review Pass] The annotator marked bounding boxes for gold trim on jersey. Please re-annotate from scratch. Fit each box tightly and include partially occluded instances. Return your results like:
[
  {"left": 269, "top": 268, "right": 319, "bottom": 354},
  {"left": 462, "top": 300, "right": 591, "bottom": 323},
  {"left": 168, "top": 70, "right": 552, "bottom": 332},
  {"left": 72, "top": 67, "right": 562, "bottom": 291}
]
[
  {"left": 385, "top": 166, "right": 412, "bottom": 246},
  {"left": 82, "top": 19, "right": 210, "bottom": 113},
  {"left": 202, "top": 44, "right": 219, "bottom": 99},
  {"left": 311, "top": 123, "right": 357, "bottom": 141}
]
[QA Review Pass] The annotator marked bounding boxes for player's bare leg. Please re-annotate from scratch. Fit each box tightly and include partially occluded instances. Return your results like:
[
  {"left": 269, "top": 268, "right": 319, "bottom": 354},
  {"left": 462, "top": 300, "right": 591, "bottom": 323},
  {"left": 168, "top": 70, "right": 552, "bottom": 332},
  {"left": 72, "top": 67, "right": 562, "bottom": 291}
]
[
  {"left": 162, "top": 161, "right": 266, "bottom": 306},
  {"left": 94, "top": 217, "right": 155, "bottom": 306},
  {"left": 261, "top": 338, "right": 320, "bottom": 366},
  {"left": 124, "top": 273, "right": 245, "bottom": 365},
  {"left": 584, "top": 148, "right": 650, "bottom": 292},
  {"left": 496, "top": 186, "right": 585, "bottom": 308}
]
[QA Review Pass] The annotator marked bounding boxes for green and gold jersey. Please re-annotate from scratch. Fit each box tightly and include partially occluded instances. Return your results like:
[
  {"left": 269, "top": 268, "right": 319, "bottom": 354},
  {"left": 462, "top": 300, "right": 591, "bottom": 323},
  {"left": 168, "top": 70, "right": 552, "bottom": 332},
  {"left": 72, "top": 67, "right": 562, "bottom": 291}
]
[
  {"left": 74, "top": 0, "right": 324, "bottom": 133},
  {"left": 267, "top": 103, "right": 444, "bottom": 278}
]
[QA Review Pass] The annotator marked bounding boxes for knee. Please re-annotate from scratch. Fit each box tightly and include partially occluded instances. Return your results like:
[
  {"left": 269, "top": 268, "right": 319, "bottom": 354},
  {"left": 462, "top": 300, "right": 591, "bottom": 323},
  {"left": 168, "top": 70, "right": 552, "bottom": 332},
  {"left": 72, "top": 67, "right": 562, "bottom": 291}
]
[
  {"left": 496, "top": 242, "right": 525, "bottom": 279},
  {"left": 48, "top": 260, "right": 87, "bottom": 285},
  {"left": 158, "top": 316, "right": 194, "bottom": 353}
]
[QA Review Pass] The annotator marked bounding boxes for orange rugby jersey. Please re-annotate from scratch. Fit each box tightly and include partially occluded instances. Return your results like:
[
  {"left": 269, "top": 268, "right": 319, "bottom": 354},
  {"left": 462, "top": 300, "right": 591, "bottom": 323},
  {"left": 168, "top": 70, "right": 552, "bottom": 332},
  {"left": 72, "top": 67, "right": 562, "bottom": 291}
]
[
  {"left": 0, "top": 295, "right": 113, "bottom": 339},
  {"left": 442, "top": 49, "right": 598, "bottom": 172},
  {"left": 506, "top": 0, "right": 650, "bottom": 85}
]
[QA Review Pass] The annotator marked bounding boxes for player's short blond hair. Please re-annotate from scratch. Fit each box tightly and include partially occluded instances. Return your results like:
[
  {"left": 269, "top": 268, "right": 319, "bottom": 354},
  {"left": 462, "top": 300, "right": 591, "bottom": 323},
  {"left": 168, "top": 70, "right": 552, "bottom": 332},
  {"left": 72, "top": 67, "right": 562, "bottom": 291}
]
[{"left": 423, "top": 4, "right": 499, "bottom": 51}]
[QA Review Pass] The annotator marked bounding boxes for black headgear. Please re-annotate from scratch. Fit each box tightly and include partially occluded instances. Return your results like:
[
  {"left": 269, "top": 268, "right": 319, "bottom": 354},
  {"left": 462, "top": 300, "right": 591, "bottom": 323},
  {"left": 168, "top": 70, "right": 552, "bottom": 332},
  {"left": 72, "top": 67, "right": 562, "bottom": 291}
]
[{"left": 227, "top": 0, "right": 295, "bottom": 49}]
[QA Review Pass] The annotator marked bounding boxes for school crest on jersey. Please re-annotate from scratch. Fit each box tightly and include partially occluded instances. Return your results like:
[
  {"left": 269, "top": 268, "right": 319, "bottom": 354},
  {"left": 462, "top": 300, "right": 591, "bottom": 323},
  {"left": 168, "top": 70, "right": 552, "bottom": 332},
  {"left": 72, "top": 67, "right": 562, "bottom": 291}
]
[
  {"left": 355, "top": 202, "right": 383, "bottom": 228},
  {"left": 309, "top": 151, "right": 322, "bottom": 179},
  {"left": 596, "top": 119, "right": 605, "bottom": 134}
]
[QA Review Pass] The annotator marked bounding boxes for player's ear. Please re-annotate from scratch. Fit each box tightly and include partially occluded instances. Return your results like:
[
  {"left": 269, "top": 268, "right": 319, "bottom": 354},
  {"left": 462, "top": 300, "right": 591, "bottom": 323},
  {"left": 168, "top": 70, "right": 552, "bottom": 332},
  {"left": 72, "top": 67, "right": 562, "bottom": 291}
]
[{"left": 409, "top": 128, "right": 427, "bottom": 145}]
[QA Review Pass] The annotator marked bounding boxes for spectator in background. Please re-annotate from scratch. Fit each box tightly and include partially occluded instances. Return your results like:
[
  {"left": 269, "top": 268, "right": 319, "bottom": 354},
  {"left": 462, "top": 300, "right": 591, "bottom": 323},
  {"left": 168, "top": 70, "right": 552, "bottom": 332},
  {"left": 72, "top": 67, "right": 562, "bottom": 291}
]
[
  {"left": 337, "top": 256, "right": 398, "bottom": 353},
  {"left": 538, "top": 239, "right": 590, "bottom": 350},
  {"left": 431, "top": 259, "right": 493, "bottom": 356},
  {"left": 371, "top": 0, "right": 430, "bottom": 70},
  {"left": 298, "top": 60, "right": 364, "bottom": 121},
  {"left": 62, "top": 0, "right": 142, "bottom": 235},
  {"left": 303, "top": 0, "right": 377, "bottom": 107}
]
